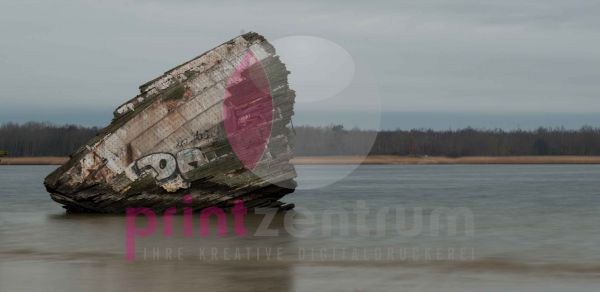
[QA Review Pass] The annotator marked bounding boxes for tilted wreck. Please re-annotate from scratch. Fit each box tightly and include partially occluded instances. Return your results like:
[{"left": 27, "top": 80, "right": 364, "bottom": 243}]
[{"left": 44, "top": 32, "right": 297, "bottom": 213}]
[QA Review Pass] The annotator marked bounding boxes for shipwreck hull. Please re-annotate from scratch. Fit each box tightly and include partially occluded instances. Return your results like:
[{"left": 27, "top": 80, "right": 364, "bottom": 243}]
[{"left": 44, "top": 32, "right": 297, "bottom": 213}]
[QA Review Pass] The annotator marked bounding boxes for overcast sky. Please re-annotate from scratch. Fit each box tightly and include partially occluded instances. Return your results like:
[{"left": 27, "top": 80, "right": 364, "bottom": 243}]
[{"left": 1, "top": 0, "right": 600, "bottom": 128}]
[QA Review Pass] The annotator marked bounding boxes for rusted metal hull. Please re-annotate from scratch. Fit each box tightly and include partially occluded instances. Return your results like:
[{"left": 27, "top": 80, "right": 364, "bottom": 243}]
[{"left": 44, "top": 32, "right": 296, "bottom": 213}]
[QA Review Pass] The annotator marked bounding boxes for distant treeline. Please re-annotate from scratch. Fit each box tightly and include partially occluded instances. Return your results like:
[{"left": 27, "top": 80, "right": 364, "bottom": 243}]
[
  {"left": 295, "top": 125, "right": 600, "bottom": 156},
  {"left": 3, "top": 122, "right": 600, "bottom": 157},
  {"left": 0, "top": 122, "right": 99, "bottom": 157}
]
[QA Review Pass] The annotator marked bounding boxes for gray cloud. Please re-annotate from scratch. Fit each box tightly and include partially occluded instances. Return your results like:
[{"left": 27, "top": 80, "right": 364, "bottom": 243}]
[{"left": 1, "top": 0, "right": 600, "bottom": 125}]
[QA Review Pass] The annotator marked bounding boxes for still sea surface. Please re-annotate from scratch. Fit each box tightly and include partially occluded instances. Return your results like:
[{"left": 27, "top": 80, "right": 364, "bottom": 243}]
[{"left": 1, "top": 165, "right": 599, "bottom": 291}]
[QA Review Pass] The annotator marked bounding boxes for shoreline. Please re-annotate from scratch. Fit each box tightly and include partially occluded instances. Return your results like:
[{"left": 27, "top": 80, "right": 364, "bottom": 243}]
[
  {"left": 292, "top": 155, "right": 600, "bottom": 164},
  {"left": 4, "top": 155, "right": 600, "bottom": 165}
]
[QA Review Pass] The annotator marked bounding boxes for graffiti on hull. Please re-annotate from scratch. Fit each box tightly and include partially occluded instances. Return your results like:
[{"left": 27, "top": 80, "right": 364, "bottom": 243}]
[{"left": 131, "top": 147, "right": 209, "bottom": 185}]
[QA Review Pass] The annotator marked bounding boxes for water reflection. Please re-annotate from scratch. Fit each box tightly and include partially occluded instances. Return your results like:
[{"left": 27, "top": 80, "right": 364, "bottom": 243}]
[
  {"left": 2, "top": 211, "right": 297, "bottom": 291},
  {"left": 3, "top": 165, "right": 600, "bottom": 291}
]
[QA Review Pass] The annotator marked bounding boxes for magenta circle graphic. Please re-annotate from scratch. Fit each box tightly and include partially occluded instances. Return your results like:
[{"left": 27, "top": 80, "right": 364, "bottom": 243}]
[{"left": 223, "top": 50, "right": 274, "bottom": 170}]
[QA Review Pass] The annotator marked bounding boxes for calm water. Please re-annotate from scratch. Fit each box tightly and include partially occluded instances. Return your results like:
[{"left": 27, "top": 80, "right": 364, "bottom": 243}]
[{"left": 1, "top": 165, "right": 600, "bottom": 291}]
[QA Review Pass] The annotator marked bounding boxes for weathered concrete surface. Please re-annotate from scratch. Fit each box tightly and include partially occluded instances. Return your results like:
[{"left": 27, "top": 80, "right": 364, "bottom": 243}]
[{"left": 45, "top": 32, "right": 296, "bottom": 213}]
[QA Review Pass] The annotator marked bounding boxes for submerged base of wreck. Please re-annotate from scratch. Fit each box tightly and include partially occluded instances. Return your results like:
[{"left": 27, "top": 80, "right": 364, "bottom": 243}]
[{"left": 49, "top": 179, "right": 296, "bottom": 213}]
